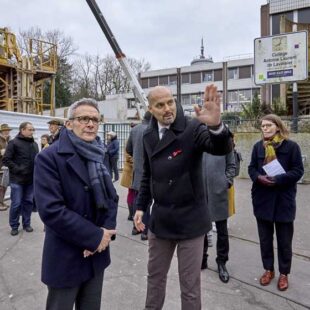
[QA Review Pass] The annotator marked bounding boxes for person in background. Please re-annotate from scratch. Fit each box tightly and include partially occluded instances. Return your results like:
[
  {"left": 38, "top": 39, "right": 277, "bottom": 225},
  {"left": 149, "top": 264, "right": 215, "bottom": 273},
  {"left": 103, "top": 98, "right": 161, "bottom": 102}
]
[
  {"left": 106, "top": 131, "right": 119, "bottom": 182},
  {"left": 120, "top": 148, "right": 134, "bottom": 220},
  {"left": 248, "top": 114, "right": 304, "bottom": 291},
  {"left": 201, "top": 151, "right": 236, "bottom": 284},
  {"left": 3, "top": 122, "right": 38, "bottom": 236},
  {"left": 134, "top": 85, "right": 232, "bottom": 309},
  {"left": 34, "top": 98, "right": 118, "bottom": 309},
  {"left": 41, "top": 134, "right": 50, "bottom": 150},
  {"left": 0, "top": 124, "right": 12, "bottom": 211},
  {"left": 47, "top": 119, "right": 63, "bottom": 144},
  {"left": 126, "top": 111, "right": 152, "bottom": 240}
]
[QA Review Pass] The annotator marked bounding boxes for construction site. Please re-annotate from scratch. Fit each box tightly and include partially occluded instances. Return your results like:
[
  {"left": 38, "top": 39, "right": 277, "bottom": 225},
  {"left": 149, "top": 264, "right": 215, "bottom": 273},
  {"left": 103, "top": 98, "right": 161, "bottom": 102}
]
[{"left": 0, "top": 27, "right": 57, "bottom": 115}]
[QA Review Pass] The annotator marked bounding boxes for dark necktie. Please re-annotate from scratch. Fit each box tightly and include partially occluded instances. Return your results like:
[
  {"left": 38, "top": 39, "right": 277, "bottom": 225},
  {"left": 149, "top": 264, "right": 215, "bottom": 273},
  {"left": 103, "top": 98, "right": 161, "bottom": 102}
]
[{"left": 159, "top": 128, "right": 168, "bottom": 140}]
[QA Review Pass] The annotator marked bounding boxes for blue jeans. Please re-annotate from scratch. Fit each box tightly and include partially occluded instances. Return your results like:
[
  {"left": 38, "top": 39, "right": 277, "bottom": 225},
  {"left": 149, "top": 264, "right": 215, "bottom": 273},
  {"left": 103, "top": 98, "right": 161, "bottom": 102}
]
[{"left": 9, "top": 183, "right": 34, "bottom": 230}]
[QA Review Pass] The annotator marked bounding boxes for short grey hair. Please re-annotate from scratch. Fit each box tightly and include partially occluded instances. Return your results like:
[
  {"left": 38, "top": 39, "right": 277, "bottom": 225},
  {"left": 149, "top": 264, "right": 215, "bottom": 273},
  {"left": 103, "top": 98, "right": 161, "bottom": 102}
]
[{"left": 67, "top": 98, "right": 99, "bottom": 119}]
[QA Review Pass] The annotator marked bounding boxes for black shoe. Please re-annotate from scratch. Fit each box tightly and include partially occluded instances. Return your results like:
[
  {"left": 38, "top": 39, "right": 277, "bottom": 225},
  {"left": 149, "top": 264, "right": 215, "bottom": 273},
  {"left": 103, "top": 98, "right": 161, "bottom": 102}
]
[
  {"left": 141, "top": 233, "right": 148, "bottom": 241},
  {"left": 10, "top": 229, "right": 19, "bottom": 236},
  {"left": 201, "top": 257, "right": 208, "bottom": 270},
  {"left": 24, "top": 226, "right": 34, "bottom": 233},
  {"left": 131, "top": 227, "right": 141, "bottom": 235},
  {"left": 218, "top": 263, "right": 229, "bottom": 283}
]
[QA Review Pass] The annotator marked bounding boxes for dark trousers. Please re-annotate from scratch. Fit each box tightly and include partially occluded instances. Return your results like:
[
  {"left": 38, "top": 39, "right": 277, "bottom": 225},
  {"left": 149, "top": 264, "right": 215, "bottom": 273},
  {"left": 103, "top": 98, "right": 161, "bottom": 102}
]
[
  {"left": 256, "top": 219, "right": 294, "bottom": 275},
  {"left": 145, "top": 231, "right": 204, "bottom": 310},
  {"left": 9, "top": 183, "right": 33, "bottom": 230},
  {"left": 46, "top": 270, "right": 104, "bottom": 310},
  {"left": 109, "top": 156, "right": 119, "bottom": 181},
  {"left": 203, "top": 219, "right": 229, "bottom": 264}
]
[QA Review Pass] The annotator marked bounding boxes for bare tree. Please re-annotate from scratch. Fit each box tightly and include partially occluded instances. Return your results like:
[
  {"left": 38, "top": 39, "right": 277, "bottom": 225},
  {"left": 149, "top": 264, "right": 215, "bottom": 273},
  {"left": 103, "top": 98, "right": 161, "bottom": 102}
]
[{"left": 72, "top": 53, "right": 151, "bottom": 101}]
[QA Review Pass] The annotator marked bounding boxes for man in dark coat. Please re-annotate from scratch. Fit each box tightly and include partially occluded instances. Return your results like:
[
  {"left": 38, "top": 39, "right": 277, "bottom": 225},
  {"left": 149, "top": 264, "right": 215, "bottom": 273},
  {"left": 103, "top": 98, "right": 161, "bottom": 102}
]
[
  {"left": 106, "top": 131, "right": 119, "bottom": 182},
  {"left": 3, "top": 122, "right": 38, "bottom": 236},
  {"left": 47, "top": 118, "right": 63, "bottom": 144},
  {"left": 34, "top": 98, "right": 117, "bottom": 310},
  {"left": 134, "top": 85, "right": 232, "bottom": 309}
]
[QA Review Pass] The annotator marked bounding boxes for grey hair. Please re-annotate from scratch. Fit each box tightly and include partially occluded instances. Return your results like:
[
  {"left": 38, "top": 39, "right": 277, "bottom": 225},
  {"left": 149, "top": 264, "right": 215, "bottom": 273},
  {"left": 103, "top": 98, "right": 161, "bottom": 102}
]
[{"left": 67, "top": 98, "right": 99, "bottom": 119}]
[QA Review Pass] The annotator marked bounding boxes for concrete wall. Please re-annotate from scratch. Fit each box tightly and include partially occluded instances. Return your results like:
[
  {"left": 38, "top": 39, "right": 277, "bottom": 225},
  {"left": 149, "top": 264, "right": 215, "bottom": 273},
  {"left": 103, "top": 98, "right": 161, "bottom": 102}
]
[{"left": 235, "top": 132, "right": 310, "bottom": 183}]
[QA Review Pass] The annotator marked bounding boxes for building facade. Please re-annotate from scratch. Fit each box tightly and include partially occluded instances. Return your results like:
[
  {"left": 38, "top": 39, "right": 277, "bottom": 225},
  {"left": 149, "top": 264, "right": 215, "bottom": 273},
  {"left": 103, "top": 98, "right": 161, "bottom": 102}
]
[
  {"left": 138, "top": 48, "right": 259, "bottom": 113},
  {"left": 261, "top": 0, "right": 310, "bottom": 114}
]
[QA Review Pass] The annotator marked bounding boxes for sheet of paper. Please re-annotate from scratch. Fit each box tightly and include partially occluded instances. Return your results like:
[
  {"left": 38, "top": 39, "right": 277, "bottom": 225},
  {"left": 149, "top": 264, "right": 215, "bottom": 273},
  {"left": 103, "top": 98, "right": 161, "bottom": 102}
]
[{"left": 262, "top": 159, "right": 286, "bottom": 177}]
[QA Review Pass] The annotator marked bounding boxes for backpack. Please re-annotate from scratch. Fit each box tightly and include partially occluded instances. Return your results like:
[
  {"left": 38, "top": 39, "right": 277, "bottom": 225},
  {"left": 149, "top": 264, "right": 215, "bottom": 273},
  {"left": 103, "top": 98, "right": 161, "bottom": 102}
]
[{"left": 234, "top": 149, "right": 242, "bottom": 177}]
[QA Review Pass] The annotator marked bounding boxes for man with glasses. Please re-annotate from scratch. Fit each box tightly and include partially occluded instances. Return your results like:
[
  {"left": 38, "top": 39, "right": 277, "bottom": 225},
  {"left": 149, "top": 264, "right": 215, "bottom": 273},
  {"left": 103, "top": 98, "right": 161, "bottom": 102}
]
[
  {"left": 34, "top": 98, "right": 118, "bottom": 310},
  {"left": 3, "top": 122, "right": 38, "bottom": 236}
]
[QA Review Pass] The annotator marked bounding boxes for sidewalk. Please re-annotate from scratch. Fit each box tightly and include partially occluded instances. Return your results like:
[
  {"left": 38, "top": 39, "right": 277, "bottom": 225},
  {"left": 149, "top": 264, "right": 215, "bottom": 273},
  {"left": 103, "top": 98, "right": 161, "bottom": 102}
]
[{"left": 0, "top": 178, "right": 309, "bottom": 309}]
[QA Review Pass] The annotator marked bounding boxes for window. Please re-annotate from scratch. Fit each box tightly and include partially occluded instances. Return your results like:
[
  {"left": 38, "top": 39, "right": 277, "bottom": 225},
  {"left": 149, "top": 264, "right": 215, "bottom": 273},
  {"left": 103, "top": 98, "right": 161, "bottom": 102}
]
[
  {"left": 299, "top": 8, "right": 310, "bottom": 23},
  {"left": 238, "top": 89, "right": 251, "bottom": 103},
  {"left": 159, "top": 76, "right": 168, "bottom": 85},
  {"left": 228, "top": 68, "right": 238, "bottom": 80},
  {"left": 149, "top": 77, "right": 158, "bottom": 87},
  {"left": 271, "top": 12, "right": 293, "bottom": 35},
  {"left": 228, "top": 91, "right": 238, "bottom": 103},
  {"left": 181, "top": 73, "right": 190, "bottom": 84},
  {"left": 141, "top": 78, "right": 148, "bottom": 89},
  {"left": 214, "top": 69, "right": 222, "bottom": 81},
  {"left": 127, "top": 99, "right": 136, "bottom": 109},
  {"left": 191, "top": 72, "right": 201, "bottom": 84},
  {"left": 191, "top": 93, "right": 203, "bottom": 105},
  {"left": 239, "top": 66, "right": 251, "bottom": 79},
  {"left": 169, "top": 75, "right": 177, "bottom": 85},
  {"left": 202, "top": 71, "right": 213, "bottom": 82},
  {"left": 181, "top": 94, "right": 190, "bottom": 105}
]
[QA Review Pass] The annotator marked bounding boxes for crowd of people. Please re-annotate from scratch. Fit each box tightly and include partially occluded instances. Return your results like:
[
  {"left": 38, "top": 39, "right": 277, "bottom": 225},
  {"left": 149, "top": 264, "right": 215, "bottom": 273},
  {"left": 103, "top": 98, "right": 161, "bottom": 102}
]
[{"left": 0, "top": 83, "right": 304, "bottom": 309}]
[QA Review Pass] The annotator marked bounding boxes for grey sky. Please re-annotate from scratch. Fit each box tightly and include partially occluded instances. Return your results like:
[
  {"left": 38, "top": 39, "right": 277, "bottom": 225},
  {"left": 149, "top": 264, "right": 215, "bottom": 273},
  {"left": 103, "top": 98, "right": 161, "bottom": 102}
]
[{"left": 2, "top": 0, "right": 267, "bottom": 69}]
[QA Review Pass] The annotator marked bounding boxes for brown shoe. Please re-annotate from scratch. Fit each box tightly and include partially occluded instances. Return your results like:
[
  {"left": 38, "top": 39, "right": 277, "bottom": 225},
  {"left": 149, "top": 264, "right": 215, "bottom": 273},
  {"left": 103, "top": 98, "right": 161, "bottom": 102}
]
[
  {"left": 278, "top": 274, "right": 288, "bottom": 291},
  {"left": 260, "top": 270, "right": 275, "bottom": 286}
]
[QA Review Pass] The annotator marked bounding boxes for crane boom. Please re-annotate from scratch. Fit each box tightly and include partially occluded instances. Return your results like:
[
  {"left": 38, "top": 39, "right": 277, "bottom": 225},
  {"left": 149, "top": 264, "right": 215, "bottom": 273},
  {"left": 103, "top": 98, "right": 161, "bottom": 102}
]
[{"left": 85, "top": 0, "right": 148, "bottom": 119}]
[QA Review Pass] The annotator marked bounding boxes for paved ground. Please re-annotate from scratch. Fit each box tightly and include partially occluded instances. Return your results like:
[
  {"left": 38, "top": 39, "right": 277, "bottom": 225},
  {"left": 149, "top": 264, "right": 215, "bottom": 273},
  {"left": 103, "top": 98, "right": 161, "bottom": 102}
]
[{"left": 0, "top": 178, "right": 309, "bottom": 310}]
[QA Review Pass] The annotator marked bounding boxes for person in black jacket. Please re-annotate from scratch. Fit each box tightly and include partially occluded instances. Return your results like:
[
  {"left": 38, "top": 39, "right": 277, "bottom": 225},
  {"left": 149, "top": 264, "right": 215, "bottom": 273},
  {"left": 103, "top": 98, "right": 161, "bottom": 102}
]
[
  {"left": 106, "top": 131, "right": 119, "bottom": 182},
  {"left": 248, "top": 114, "right": 304, "bottom": 292},
  {"left": 134, "top": 85, "right": 232, "bottom": 310},
  {"left": 3, "top": 122, "right": 39, "bottom": 236}
]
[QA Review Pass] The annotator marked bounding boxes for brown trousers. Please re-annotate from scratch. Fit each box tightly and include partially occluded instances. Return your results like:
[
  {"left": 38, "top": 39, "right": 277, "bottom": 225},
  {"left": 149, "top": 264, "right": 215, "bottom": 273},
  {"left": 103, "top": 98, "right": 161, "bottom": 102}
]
[
  {"left": 145, "top": 231, "right": 204, "bottom": 310},
  {"left": 0, "top": 185, "right": 7, "bottom": 208}
]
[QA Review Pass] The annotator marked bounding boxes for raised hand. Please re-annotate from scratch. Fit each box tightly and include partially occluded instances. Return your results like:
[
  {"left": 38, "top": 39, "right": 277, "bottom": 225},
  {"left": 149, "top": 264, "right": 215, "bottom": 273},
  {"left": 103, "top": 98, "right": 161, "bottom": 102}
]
[{"left": 194, "top": 84, "right": 221, "bottom": 126}]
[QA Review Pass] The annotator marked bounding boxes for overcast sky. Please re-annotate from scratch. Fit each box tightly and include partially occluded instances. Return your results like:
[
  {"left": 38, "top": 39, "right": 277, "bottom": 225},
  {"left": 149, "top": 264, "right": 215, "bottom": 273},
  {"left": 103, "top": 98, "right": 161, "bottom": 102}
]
[{"left": 2, "top": 0, "right": 267, "bottom": 70}]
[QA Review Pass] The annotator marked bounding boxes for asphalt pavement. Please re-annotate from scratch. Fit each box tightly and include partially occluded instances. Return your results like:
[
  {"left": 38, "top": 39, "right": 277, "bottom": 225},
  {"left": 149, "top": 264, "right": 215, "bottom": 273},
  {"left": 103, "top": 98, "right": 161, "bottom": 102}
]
[{"left": 0, "top": 178, "right": 309, "bottom": 310}]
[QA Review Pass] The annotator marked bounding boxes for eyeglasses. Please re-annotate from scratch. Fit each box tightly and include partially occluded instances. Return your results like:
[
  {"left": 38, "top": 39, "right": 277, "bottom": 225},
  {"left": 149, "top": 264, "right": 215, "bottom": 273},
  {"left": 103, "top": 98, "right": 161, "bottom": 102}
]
[{"left": 70, "top": 116, "right": 100, "bottom": 125}]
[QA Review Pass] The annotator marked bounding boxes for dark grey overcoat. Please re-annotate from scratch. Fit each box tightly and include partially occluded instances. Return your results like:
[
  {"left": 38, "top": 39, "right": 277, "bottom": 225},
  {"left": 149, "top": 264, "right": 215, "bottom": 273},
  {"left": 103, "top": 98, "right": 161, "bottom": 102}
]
[{"left": 203, "top": 151, "right": 236, "bottom": 222}]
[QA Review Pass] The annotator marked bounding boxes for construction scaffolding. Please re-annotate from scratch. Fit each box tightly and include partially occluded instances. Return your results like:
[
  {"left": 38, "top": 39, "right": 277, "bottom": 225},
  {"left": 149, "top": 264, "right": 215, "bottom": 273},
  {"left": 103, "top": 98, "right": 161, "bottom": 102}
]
[{"left": 0, "top": 27, "right": 57, "bottom": 115}]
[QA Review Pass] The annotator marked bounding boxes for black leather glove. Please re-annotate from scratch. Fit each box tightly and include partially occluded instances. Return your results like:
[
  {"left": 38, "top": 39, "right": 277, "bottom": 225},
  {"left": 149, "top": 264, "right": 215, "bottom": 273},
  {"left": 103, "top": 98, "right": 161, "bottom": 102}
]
[{"left": 257, "top": 175, "right": 275, "bottom": 187}]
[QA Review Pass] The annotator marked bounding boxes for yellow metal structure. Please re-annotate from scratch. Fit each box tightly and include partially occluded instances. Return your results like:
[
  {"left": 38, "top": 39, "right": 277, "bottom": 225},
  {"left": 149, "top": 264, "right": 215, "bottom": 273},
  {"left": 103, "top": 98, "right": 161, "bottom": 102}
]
[
  {"left": 0, "top": 27, "right": 57, "bottom": 114},
  {"left": 280, "top": 17, "right": 310, "bottom": 115}
]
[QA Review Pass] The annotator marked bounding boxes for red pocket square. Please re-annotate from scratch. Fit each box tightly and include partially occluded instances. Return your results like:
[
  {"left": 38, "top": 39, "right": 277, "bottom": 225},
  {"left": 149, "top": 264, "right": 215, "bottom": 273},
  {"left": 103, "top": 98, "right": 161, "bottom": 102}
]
[{"left": 172, "top": 149, "right": 182, "bottom": 157}]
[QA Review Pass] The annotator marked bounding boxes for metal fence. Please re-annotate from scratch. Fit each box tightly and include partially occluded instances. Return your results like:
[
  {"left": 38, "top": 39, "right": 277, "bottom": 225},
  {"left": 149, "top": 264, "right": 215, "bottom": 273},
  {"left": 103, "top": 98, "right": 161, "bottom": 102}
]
[{"left": 102, "top": 123, "right": 132, "bottom": 170}]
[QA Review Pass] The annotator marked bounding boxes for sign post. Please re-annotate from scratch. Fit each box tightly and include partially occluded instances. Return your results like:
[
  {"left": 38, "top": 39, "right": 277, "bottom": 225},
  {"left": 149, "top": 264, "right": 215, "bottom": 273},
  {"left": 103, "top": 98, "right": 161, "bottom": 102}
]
[{"left": 254, "top": 31, "right": 308, "bottom": 132}]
